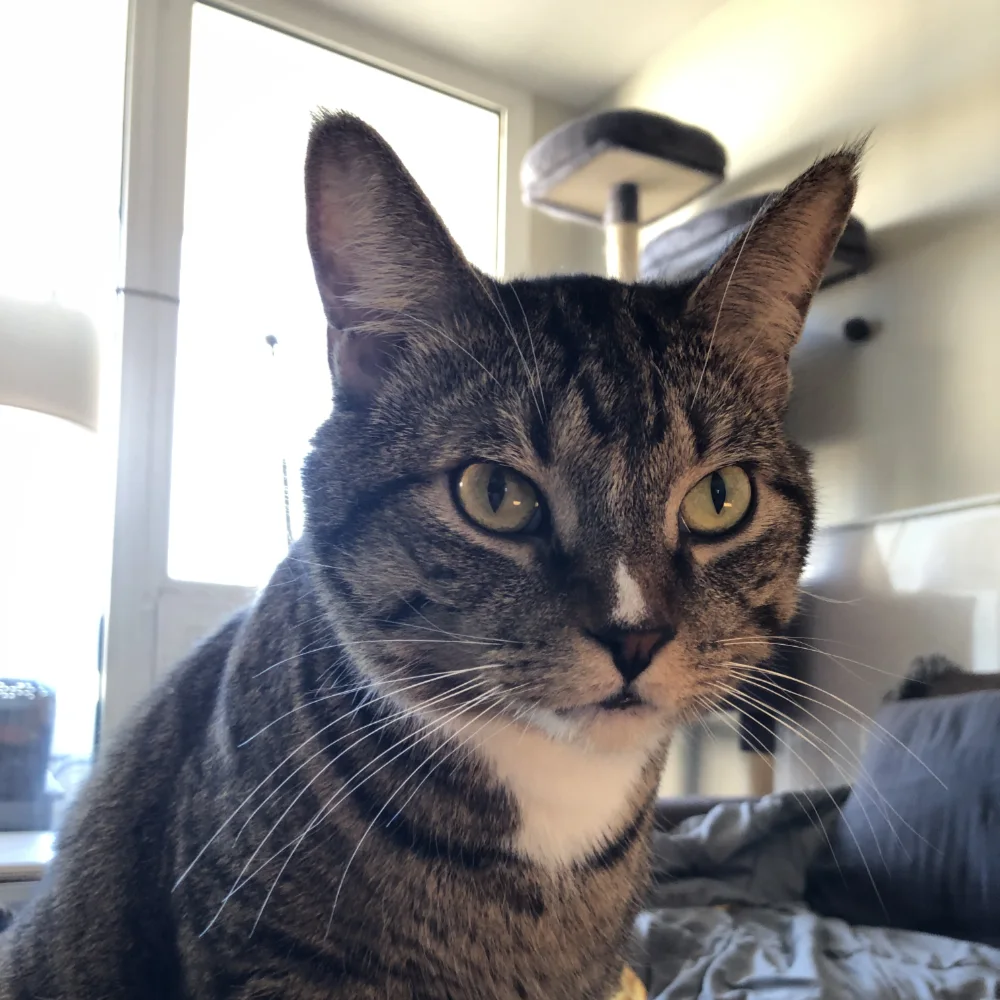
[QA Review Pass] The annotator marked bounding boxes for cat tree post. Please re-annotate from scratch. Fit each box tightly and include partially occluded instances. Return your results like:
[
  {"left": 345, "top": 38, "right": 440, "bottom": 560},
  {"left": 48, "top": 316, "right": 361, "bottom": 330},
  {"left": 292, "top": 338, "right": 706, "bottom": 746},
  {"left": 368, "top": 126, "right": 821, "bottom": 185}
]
[
  {"left": 520, "top": 108, "right": 726, "bottom": 281},
  {"left": 747, "top": 751, "right": 775, "bottom": 798},
  {"left": 604, "top": 182, "right": 640, "bottom": 281}
]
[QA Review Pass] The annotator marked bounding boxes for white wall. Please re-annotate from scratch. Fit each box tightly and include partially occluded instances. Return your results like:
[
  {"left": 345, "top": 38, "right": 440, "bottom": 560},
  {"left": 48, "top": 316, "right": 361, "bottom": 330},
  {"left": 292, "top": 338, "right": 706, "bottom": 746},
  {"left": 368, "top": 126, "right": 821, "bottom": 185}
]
[
  {"left": 606, "top": 0, "right": 1000, "bottom": 792},
  {"left": 609, "top": 1, "right": 1000, "bottom": 518},
  {"left": 772, "top": 502, "right": 1000, "bottom": 791},
  {"left": 611, "top": 0, "right": 1000, "bottom": 197}
]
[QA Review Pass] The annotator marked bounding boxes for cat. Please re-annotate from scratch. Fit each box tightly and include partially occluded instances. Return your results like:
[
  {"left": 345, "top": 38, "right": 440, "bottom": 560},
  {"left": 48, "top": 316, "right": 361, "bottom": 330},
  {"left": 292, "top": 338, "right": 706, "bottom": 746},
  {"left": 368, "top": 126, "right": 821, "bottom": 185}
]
[{"left": 0, "top": 112, "right": 858, "bottom": 999}]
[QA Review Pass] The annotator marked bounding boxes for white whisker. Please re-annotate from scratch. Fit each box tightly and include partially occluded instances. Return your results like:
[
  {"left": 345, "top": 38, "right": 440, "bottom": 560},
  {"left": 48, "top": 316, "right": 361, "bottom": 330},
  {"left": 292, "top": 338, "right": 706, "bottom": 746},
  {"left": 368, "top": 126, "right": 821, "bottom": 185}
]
[
  {"left": 324, "top": 689, "right": 518, "bottom": 936},
  {"left": 712, "top": 687, "right": 888, "bottom": 918},
  {"left": 372, "top": 617, "right": 520, "bottom": 645},
  {"left": 726, "top": 664, "right": 943, "bottom": 856},
  {"left": 720, "top": 678, "right": 910, "bottom": 862},
  {"left": 470, "top": 269, "right": 545, "bottom": 425},
  {"left": 718, "top": 635, "right": 902, "bottom": 682},
  {"left": 508, "top": 281, "right": 546, "bottom": 420},
  {"left": 202, "top": 682, "right": 489, "bottom": 934},
  {"left": 690, "top": 202, "right": 768, "bottom": 410},
  {"left": 798, "top": 588, "right": 863, "bottom": 606},
  {"left": 719, "top": 654, "right": 946, "bottom": 788},
  {"left": 252, "top": 637, "right": 511, "bottom": 678},
  {"left": 241, "top": 685, "right": 513, "bottom": 935},
  {"left": 175, "top": 673, "right": 490, "bottom": 892},
  {"left": 709, "top": 707, "right": 843, "bottom": 876},
  {"left": 240, "top": 663, "right": 504, "bottom": 746}
]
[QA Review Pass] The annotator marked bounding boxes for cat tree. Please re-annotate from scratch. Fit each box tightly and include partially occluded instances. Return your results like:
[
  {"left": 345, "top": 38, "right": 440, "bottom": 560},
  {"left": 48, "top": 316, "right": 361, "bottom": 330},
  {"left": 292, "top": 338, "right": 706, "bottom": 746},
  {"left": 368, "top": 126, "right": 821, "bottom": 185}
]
[{"left": 520, "top": 108, "right": 726, "bottom": 281}]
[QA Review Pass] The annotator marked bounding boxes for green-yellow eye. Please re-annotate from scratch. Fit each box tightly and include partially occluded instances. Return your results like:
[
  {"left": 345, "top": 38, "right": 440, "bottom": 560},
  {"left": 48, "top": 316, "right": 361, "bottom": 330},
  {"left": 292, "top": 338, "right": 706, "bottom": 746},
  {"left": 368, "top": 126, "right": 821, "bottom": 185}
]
[
  {"left": 680, "top": 466, "right": 753, "bottom": 537},
  {"left": 455, "top": 463, "right": 542, "bottom": 535}
]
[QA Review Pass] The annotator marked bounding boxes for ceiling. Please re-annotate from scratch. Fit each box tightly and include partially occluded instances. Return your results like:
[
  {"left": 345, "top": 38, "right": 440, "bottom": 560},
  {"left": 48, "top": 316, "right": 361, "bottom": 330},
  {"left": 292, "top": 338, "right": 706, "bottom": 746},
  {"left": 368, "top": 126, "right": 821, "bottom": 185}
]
[{"left": 311, "top": 0, "right": 728, "bottom": 107}]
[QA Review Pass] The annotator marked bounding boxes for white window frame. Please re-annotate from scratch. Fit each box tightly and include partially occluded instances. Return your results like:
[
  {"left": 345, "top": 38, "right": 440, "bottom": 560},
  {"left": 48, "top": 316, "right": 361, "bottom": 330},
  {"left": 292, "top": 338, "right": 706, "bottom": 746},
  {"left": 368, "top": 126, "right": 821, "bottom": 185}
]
[{"left": 103, "top": 0, "right": 534, "bottom": 741}]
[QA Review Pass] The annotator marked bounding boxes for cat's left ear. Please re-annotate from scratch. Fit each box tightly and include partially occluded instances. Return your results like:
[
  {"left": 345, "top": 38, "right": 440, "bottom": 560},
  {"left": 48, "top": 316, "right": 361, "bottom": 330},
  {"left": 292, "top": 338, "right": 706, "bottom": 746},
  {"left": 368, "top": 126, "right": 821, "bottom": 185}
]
[
  {"left": 683, "top": 146, "right": 862, "bottom": 392},
  {"left": 305, "top": 111, "right": 476, "bottom": 404}
]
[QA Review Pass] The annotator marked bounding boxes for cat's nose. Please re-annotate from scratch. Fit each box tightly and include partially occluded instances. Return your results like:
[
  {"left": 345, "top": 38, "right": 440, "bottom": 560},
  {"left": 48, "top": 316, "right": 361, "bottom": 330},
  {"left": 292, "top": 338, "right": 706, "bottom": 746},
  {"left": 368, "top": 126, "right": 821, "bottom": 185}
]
[{"left": 589, "top": 626, "right": 676, "bottom": 684}]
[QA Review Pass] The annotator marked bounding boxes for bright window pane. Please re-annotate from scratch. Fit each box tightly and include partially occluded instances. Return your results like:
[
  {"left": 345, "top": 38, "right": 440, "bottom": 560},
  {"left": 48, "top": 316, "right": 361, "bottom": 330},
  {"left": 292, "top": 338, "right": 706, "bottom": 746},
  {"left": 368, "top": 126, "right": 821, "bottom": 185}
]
[
  {"left": 0, "top": 410, "right": 105, "bottom": 815},
  {"left": 0, "top": 2, "right": 126, "bottom": 331},
  {"left": 0, "top": 0, "right": 127, "bottom": 838},
  {"left": 168, "top": 4, "right": 502, "bottom": 587}
]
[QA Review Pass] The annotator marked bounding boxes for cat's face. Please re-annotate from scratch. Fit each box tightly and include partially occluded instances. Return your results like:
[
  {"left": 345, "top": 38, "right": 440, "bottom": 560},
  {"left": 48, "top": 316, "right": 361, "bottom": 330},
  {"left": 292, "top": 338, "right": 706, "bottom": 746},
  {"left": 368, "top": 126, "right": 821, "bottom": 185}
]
[{"left": 301, "top": 114, "right": 858, "bottom": 754}]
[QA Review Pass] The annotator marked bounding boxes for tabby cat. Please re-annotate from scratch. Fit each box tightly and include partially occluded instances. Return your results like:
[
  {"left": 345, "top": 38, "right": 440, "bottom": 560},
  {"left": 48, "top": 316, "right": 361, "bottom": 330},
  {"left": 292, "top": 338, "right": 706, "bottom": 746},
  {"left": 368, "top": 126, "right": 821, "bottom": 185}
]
[{"left": 0, "top": 113, "right": 859, "bottom": 998}]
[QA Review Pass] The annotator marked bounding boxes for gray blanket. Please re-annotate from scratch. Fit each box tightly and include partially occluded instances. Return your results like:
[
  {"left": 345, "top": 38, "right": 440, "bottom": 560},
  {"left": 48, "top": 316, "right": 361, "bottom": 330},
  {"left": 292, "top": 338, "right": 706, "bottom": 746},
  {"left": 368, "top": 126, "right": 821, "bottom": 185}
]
[{"left": 632, "top": 791, "right": 1000, "bottom": 999}]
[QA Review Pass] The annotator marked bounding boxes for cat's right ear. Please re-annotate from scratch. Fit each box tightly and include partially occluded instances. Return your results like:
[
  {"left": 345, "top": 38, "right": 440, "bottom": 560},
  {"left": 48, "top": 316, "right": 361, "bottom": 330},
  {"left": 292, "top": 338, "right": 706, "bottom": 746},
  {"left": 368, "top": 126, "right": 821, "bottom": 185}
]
[
  {"left": 304, "top": 112, "right": 474, "bottom": 405},
  {"left": 681, "top": 146, "right": 861, "bottom": 400}
]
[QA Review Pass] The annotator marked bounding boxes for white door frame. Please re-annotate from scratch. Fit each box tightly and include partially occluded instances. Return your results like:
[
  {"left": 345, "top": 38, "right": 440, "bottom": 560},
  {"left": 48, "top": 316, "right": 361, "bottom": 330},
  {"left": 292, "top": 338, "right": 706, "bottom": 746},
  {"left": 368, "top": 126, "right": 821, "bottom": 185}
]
[{"left": 102, "top": 0, "right": 535, "bottom": 742}]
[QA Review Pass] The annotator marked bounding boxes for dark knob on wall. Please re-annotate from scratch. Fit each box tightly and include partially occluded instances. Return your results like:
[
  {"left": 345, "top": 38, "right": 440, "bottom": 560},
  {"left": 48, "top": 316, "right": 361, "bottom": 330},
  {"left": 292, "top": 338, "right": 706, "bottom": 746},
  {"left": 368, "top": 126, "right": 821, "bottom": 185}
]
[{"left": 843, "top": 317, "right": 875, "bottom": 342}]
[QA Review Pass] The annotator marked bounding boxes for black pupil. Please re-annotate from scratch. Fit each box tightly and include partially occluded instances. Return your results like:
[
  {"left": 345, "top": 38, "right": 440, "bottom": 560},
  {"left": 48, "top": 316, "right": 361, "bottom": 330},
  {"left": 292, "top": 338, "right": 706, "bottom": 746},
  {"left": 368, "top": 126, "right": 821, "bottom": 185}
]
[
  {"left": 486, "top": 466, "right": 507, "bottom": 513},
  {"left": 710, "top": 471, "right": 727, "bottom": 514}
]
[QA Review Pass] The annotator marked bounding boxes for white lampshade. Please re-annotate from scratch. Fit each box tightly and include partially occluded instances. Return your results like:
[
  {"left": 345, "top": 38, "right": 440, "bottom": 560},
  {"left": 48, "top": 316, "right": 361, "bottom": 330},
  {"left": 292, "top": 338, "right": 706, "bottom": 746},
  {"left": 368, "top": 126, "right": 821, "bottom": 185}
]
[{"left": 0, "top": 296, "right": 100, "bottom": 431}]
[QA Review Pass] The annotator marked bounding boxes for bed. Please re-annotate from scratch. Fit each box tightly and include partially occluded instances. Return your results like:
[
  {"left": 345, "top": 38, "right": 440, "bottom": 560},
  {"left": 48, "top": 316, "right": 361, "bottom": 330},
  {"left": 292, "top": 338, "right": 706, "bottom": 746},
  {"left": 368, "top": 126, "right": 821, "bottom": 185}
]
[{"left": 633, "top": 684, "right": 1000, "bottom": 999}]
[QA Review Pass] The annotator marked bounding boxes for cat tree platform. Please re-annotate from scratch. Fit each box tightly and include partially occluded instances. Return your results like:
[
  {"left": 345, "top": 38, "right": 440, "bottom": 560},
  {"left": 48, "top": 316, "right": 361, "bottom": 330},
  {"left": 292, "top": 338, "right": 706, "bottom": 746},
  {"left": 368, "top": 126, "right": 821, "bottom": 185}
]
[{"left": 521, "top": 108, "right": 726, "bottom": 280}]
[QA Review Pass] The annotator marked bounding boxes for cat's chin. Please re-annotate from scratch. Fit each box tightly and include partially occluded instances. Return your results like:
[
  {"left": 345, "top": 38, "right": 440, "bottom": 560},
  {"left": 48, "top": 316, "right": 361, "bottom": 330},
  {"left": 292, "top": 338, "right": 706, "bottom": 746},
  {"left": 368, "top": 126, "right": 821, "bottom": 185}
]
[{"left": 526, "top": 702, "right": 667, "bottom": 754}]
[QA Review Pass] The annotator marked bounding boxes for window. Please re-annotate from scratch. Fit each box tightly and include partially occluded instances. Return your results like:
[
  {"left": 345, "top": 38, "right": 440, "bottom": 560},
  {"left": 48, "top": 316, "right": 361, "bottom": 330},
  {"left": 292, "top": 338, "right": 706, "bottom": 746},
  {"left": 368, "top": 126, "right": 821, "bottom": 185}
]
[
  {"left": 101, "top": 0, "right": 529, "bottom": 745},
  {"left": 0, "top": 0, "right": 128, "bottom": 844},
  {"left": 0, "top": 0, "right": 529, "bottom": 880},
  {"left": 167, "top": 4, "right": 503, "bottom": 588},
  {"left": 0, "top": 410, "right": 105, "bottom": 828}
]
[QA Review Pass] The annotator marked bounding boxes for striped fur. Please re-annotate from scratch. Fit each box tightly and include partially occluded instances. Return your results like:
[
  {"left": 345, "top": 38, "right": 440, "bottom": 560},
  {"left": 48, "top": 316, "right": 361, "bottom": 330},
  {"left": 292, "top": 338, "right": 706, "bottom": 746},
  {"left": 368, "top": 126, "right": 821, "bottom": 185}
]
[{"left": 0, "top": 115, "right": 859, "bottom": 998}]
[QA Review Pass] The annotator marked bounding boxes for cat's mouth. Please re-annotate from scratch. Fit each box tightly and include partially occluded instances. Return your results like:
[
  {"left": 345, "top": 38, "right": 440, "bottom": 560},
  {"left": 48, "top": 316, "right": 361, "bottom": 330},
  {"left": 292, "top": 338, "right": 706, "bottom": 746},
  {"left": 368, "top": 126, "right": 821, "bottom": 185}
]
[
  {"left": 598, "top": 688, "right": 648, "bottom": 711},
  {"left": 554, "top": 687, "right": 654, "bottom": 716}
]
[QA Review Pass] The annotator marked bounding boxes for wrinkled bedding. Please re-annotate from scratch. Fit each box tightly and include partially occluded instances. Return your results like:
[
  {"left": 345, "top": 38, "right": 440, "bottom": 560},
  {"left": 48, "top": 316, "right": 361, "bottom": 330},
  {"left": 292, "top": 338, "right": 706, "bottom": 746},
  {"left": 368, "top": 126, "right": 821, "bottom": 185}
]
[{"left": 630, "top": 791, "right": 1000, "bottom": 999}]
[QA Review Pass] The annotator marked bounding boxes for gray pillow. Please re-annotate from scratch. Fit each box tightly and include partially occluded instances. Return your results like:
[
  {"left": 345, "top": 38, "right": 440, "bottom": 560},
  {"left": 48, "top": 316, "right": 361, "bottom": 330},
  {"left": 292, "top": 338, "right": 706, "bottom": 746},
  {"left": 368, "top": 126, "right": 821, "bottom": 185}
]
[{"left": 806, "top": 690, "right": 1000, "bottom": 946}]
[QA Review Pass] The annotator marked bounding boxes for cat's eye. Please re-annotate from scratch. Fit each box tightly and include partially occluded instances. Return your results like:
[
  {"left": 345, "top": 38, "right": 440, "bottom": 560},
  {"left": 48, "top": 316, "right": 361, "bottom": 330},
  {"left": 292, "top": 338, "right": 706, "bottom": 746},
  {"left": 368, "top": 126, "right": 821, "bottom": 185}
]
[
  {"left": 455, "top": 463, "right": 543, "bottom": 535},
  {"left": 680, "top": 466, "right": 753, "bottom": 538}
]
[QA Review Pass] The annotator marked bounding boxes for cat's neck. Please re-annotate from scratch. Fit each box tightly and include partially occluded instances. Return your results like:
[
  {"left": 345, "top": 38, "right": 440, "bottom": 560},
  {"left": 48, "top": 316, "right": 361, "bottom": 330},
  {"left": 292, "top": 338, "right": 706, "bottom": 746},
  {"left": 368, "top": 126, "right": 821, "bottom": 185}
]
[{"left": 461, "top": 715, "right": 665, "bottom": 870}]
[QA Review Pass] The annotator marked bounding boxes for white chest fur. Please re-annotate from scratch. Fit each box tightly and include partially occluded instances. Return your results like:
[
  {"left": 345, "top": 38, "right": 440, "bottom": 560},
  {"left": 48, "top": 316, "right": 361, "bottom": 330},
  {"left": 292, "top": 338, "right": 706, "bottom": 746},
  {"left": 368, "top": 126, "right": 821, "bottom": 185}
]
[{"left": 470, "top": 716, "right": 652, "bottom": 869}]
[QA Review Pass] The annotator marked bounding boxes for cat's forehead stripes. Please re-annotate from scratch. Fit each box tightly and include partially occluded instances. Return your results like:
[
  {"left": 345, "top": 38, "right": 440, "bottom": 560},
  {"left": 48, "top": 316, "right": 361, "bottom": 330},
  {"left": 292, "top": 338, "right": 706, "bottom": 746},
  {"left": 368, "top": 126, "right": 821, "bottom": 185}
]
[{"left": 513, "top": 288, "right": 711, "bottom": 480}]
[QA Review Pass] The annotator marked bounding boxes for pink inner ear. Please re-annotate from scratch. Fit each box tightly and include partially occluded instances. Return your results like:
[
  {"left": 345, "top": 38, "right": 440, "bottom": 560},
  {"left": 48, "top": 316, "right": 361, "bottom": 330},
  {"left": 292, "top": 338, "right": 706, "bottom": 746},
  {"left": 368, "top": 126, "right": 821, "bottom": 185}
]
[
  {"left": 327, "top": 325, "right": 403, "bottom": 402},
  {"left": 685, "top": 152, "right": 859, "bottom": 363}
]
